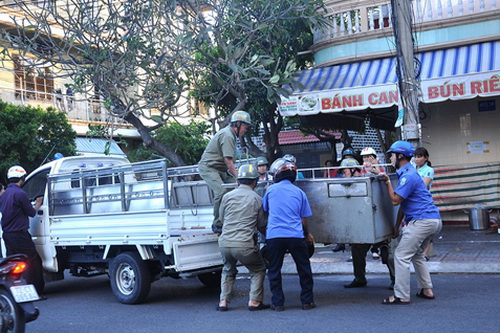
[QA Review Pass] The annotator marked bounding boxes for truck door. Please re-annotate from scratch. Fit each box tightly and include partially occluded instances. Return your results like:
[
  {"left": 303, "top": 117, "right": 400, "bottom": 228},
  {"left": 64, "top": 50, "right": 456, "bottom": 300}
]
[{"left": 22, "top": 168, "right": 51, "bottom": 245}]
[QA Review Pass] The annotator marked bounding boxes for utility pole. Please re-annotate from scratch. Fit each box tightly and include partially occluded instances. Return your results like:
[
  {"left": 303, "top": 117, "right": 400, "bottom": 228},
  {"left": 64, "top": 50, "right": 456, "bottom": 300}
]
[{"left": 391, "top": 0, "right": 421, "bottom": 147}]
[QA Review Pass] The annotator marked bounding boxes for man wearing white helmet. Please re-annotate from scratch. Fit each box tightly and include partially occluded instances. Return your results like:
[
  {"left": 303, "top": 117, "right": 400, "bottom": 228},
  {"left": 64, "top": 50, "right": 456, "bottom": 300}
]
[
  {"left": 0, "top": 165, "right": 45, "bottom": 293},
  {"left": 198, "top": 110, "right": 252, "bottom": 233}
]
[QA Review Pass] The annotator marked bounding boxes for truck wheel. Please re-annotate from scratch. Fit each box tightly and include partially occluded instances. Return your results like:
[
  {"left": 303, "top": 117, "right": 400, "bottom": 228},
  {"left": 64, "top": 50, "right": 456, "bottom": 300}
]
[
  {"left": 0, "top": 288, "right": 25, "bottom": 333},
  {"left": 197, "top": 270, "right": 222, "bottom": 288},
  {"left": 110, "top": 252, "right": 151, "bottom": 304}
]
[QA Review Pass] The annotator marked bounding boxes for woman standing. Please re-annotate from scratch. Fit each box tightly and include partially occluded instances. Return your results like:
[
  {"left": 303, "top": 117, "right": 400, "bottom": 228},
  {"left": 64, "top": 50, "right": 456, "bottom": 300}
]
[
  {"left": 414, "top": 147, "right": 434, "bottom": 189},
  {"left": 414, "top": 147, "right": 435, "bottom": 261}
]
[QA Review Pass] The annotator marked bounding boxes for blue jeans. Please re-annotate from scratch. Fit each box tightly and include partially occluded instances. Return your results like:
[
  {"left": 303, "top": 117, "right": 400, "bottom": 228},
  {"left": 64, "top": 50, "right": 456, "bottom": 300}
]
[{"left": 266, "top": 238, "right": 314, "bottom": 306}]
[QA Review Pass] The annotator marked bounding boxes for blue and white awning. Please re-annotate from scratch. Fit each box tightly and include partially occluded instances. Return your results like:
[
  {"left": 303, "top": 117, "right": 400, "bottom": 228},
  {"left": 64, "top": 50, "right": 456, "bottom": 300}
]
[{"left": 279, "top": 41, "right": 500, "bottom": 116}]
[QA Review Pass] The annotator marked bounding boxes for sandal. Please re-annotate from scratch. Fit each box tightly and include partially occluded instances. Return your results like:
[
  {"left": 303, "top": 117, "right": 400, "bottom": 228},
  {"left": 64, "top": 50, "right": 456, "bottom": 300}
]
[
  {"left": 416, "top": 289, "right": 435, "bottom": 299},
  {"left": 382, "top": 296, "right": 410, "bottom": 305}
]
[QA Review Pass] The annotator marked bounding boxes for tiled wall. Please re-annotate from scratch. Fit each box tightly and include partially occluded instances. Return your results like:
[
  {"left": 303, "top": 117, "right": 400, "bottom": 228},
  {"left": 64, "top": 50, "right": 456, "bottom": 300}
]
[{"left": 422, "top": 96, "right": 500, "bottom": 166}]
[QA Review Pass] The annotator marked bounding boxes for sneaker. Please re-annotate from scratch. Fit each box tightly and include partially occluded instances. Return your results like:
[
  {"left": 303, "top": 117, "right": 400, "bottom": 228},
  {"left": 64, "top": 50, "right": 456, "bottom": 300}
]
[
  {"left": 347, "top": 256, "right": 353, "bottom": 262},
  {"left": 372, "top": 252, "right": 380, "bottom": 259}
]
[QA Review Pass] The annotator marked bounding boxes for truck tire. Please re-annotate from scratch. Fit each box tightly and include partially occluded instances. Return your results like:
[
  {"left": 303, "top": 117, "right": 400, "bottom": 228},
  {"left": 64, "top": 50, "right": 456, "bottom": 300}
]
[
  {"left": 0, "top": 288, "right": 25, "bottom": 333},
  {"left": 197, "top": 270, "right": 222, "bottom": 288},
  {"left": 110, "top": 252, "right": 151, "bottom": 304}
]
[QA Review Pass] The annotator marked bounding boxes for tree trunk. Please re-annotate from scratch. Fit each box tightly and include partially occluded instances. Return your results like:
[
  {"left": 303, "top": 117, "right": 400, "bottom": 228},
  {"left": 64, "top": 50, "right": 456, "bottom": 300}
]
[
  {"left": 124, "top": 113, "right": 186, "bottom": 166},
  {"left": 262, "top": 114, "right": 283, "bottom": 163}
]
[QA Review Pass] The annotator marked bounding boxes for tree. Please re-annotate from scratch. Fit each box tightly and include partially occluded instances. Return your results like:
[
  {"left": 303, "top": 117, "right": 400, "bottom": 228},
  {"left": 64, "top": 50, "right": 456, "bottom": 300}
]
[
  {"left": 1, "top": 0, "right": 191, "bottom": 165},
  {"left": 128, "top": 120, "right": 210, "bottom": 166},
  {"left": 1, "top": 0, "right": 327, "bottom": 165},
  {"left": 179, "top": 0, "right": 328, "bottom": 162},
  {"left": 0, "top": 101, "right": 76, "bottom": 183}
]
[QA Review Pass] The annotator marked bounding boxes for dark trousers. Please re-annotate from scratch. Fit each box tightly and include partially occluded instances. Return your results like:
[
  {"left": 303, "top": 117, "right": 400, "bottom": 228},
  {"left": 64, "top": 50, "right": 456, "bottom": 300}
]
[
  {"left": 266, "top": 238, "right": 314, "bottom": 306},
  {"left": 3, "top": 231, "right": 45, "bottom": 293},
  {"left": 351, "top": 243, "right": 372, "bottom": 284},
  {"left": 351, "top": 243, "right": 395, "bottom": 284}
]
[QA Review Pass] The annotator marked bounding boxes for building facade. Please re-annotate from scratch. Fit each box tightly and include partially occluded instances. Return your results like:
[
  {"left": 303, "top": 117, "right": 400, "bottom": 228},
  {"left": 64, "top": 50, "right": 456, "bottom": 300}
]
[{"left": 279, "top": 0, "right": 500, "bottom": 217}]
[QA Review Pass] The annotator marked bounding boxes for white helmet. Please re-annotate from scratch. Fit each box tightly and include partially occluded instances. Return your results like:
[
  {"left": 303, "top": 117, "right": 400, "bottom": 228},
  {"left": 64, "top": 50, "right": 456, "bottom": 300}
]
[
  {"left": 7, "top": 165, "right": 27, "bottom": 179},
  {"left": 360, "top": 147, "right": 377, "bottom": 156}
]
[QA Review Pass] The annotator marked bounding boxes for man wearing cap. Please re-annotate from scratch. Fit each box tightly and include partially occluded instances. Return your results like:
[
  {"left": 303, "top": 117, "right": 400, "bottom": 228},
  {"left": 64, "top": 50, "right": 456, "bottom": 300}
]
[
  {"left": 379, "top": 141, "right": 441, "bottom": 305},
  {"left": 216, "top": 164, "right": 269, "bottom": 312},
  {"left": 0, "top": 165, "right": 45, "bottom": 293},
  {"left": 198, "top": 111, "right": 252, "bottom": 233}
]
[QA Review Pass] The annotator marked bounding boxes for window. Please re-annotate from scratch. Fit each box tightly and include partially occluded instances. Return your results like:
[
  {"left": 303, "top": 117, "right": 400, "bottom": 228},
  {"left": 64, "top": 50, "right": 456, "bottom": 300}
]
[{"left": 22, "top": 168, "right": 50, "bottom": 200}]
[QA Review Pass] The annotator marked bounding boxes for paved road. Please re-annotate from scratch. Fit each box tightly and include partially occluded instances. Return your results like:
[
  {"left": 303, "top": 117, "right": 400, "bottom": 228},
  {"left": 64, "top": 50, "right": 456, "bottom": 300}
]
[{"left": 28, "top": 272, "right": 499, "bottom": 333}]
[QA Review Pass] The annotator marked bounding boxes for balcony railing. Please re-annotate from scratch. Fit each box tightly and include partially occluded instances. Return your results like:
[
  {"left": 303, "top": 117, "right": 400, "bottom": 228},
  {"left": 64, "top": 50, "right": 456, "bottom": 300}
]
[
  {"left": 0, "top": 85, "right": 116, "bottom": 124},
  {"left": 315, "top": 0, "right": 498, "bottom": 43}
]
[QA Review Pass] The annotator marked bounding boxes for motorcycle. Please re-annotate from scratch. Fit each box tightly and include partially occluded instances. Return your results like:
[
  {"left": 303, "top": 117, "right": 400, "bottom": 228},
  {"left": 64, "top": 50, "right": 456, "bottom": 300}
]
[{"left": 0, "top": 254, "right": 40, "bottom": 333}]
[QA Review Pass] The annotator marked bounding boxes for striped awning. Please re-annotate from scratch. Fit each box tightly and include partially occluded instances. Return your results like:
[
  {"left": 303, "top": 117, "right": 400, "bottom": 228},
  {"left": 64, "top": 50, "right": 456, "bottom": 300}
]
[{"left": 279, "top": 41, "right": 500, "bottom": 116}]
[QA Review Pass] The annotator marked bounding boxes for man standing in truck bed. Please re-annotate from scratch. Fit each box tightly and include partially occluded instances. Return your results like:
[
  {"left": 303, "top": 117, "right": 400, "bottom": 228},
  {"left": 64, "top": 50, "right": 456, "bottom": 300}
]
[
  {"left": 0, "top": 165, "right": 45, "bottom": 293},
  {"left": 198, "top": 111, "right": 252, "bottom": 233}
]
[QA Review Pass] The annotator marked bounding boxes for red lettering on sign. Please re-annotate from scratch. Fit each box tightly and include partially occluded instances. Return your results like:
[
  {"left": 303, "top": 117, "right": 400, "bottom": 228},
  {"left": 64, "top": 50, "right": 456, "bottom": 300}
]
[
  {"left": 488, "top": 76, "right": 500, "bottom": 93},
  {"left": 321, "top": 98, "right": 331, "bottom": 110},
  {"left": 428, "top": 86, "right": 439, "bottom": 99},
  {"left": 353, "top": 94, "right": 363, "bottom": 106},
  {"left": 471, "top": 81, "right": 482, "bottom": 94},
  {"left": 332, "top": 96, "right": 341, "bottom": 109}
]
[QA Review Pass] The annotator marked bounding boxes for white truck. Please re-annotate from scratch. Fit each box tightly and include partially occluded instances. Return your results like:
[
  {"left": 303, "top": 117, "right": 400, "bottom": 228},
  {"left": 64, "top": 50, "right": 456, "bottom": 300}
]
[
  {"left": 15, "top": 155, "right": 223, "bottom": 304},
  {"left": 13, "top": 155, "right": 398, "bottom": 304}
]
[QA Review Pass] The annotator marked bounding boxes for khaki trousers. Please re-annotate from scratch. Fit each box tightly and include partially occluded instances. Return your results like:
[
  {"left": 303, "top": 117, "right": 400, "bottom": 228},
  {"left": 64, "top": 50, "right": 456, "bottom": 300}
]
[
  {"left": 198, "top": 163, "right": 235, "bottom": 228},
  {"left": 219, "top": 247, "right": 266, "bottom": 303},
  {"left": 394, "top": 218, "right": 442, "bottom": 300}
]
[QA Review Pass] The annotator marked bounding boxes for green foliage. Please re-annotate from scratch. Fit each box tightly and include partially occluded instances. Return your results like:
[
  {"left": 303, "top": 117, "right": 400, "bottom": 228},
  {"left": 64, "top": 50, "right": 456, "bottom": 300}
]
[
  {"left": 0, "top": 101, "right": 76, "bottom": 183},
  {"left": 128, "top": 121, "right": 210, "bottom": 165},
  {"left": 184, "top": 0, "right": 327, "bottom": 157}
]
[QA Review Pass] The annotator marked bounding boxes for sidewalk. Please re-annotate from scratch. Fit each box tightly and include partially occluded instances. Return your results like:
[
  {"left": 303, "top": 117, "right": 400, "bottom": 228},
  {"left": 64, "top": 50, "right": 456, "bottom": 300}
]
[{"left": 280, "top": 224, "right": 500, "bottom": 275}]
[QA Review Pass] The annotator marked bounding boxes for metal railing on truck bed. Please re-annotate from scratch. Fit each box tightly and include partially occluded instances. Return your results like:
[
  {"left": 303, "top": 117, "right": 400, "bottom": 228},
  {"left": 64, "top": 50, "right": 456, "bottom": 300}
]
[{"left": 47, "top": 159, "right": 215, "bottom": 217}]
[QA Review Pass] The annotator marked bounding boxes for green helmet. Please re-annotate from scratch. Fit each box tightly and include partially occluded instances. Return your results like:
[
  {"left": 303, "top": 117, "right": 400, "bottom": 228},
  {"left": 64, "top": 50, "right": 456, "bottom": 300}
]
[
  {"left": 340, "top": 158, "right": 360, "bottom": 168},
  {"left": 231, "top": 111, "right": 252, "bottom": 125},
  {"left": 237, "top": 163, "right": 259, "bottom": 180},
  {"left": 256, "top": 156, "right": 269, "bottom": 166}
]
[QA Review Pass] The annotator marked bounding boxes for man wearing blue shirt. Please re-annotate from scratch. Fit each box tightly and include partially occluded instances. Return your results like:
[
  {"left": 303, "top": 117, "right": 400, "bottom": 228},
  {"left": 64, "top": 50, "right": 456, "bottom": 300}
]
[
  {"left": 262, "top": 158, "right": 315, "bottom": 311},
  {"left": 380, "top": 141, "right": 442, "bottom": 305}
]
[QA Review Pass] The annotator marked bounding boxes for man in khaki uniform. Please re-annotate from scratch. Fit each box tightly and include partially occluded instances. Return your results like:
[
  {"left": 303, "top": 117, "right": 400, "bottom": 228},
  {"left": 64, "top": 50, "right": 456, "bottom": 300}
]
[
  {"left": 216, "top": 164, "right": 269, "bottom": 312},
  {"left": 198, "top": 111, "right": 252, "bottom": 233}
]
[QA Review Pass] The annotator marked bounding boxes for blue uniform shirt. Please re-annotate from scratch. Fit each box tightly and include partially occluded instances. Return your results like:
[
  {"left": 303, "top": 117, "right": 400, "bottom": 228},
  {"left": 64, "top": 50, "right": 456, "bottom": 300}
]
[
  {"left": 0, "top": 184, "right": 36, "bottom": 232},
  {"left": 395, "top": 163, "right": 440, "bottom": 222},
  {"left": 262, "top": 180, "right": 312, "bottom": 239}
]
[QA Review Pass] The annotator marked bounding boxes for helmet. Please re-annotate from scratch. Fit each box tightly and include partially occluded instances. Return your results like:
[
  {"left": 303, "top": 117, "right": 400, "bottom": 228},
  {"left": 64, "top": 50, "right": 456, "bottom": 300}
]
[
  {"left": 342, "top": 147, "right": 356, "bottom": 157},
  {"left": 270, "top": 158, "right": 297, "bottom": 182},
  {"left": 387, "top": 140, "right": 415, "bottom": 157},
  {"left": 237, "top": 163, "right": 259, "bottom": 180},
  {"left": 283, "top": 154, "right": 296, "bottom": 164},
  {"left": 54, "top": 153, "right": 64, "bottom": 160},
  {"left": 256, "top": 156, "right": 269, "bottom": 166},
  {"left": 7, "top": 165, "right": 27, "bottom": 179},
  {"left": 340, "top": 158, "right": 360, "bottom": 168},
  {"left": 360, "top": 147, "right": 377, "bottom": 156},
  {"left": 230, "top": 111, "right": 252, "bottom": 125}
]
